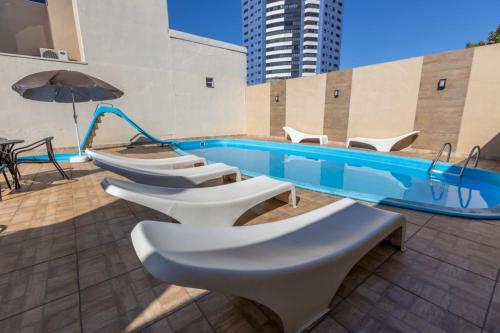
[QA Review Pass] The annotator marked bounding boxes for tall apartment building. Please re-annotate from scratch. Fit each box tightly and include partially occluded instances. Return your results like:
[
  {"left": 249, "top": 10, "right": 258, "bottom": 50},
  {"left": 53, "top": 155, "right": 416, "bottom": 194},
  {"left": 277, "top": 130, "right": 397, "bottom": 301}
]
[{"left": 242, "top": 0, "right": 344, "bottom": 85}]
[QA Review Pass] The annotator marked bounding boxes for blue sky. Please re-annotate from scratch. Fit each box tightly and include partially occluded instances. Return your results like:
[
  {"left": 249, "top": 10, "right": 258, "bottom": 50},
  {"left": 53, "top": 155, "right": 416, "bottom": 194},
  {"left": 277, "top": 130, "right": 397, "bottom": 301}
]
[{"left": 167, "top": 0, "right": 500, "bottom": 69}]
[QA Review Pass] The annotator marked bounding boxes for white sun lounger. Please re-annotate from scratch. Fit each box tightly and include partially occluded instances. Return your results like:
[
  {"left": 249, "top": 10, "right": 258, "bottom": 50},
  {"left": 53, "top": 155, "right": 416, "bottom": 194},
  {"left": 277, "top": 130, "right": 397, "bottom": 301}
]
[
  {"left": 346, "top": 131, "right": 420, "bottom": 152},
  {"left": 85, "top": 149, "right": 206, "bottom": 169},
  {"left": 102, "top": 175, "right": 297, "bottom": 226},
  {"left": 131, "top": 198, "right": 405, "bottom": 333},
  {"left": 283, "top": 126, "right": 329, "bottom": 145},
  {"left": 93, "top": 158, "right": 241, "bottom": 188}
]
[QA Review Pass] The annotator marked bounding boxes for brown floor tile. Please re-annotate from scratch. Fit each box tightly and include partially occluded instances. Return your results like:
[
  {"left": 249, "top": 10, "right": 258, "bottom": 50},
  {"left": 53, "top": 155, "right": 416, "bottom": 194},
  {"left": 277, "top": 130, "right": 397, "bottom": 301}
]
[
  {"left": 78, "top": 237, "right": 141, "bottom": 290},
  {"left": 331, "top": 275, "right": 481, "bottom": 332},
  {"left": 0, "top": 255, "right": 78, "bottom": 320},
  {"left": 407, "top": 227, "right": 500, "bottom": 279},
  {"left": 76, "top": 214, "right": 138, "bottom": 252},
  {"left": 376, "top": 249, "right": 494, "bottom": 326},
  {"left": 425, "top": 215, "right": 500, "bottom": 249},
  {"left": 0, "top": 293, "right": 80, "bottom": 333},
  {"left": 81, "top": 268, "right": 190, "bottom": 332},
  {"left": 0, "top": 228, "right": 76, "bottom": 275},
  {"left": 196, "top": 293, "right": 255, "bottom": 333},
  {"left": 485, "top": 282, "right": 500, "bottom": 333}
]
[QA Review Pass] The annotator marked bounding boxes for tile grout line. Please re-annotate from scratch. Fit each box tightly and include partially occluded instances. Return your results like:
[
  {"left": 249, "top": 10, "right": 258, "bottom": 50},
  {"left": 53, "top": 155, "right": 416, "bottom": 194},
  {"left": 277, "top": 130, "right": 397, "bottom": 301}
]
[
  {"left": 0, "top": 291, "right": 80, "bottom": 324},
  {"left": 406, "top": 246, "right": 497, "bottom": 281},
  {"left": 372, "top": 272, "right": 484, "bottom": 330},
  {"left": 480, "top": 267, "right": 500, "bottom": 332},
  {"left": 330, "top": 243, "right": 401, "bottom": 313},
  {"left": 68, "top": 166, "right": 86, "bottom": 333}
]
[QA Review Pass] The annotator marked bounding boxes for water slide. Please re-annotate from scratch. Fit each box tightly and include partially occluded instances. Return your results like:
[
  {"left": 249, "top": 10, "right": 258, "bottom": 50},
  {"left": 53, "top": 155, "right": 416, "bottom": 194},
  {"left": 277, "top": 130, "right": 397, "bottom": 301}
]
[{"left": 20, "top": 104, "right": 177, "bottom": 162}]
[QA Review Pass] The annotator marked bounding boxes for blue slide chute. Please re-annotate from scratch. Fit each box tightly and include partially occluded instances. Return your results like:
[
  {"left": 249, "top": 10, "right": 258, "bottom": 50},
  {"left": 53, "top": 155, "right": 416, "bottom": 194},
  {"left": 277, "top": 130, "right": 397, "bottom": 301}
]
[
  {"left": 19, "top": 105, "right": 176, "bottom": 162},
  {"left": 80, "top": 105, "right": 177, "bottom": 150}
]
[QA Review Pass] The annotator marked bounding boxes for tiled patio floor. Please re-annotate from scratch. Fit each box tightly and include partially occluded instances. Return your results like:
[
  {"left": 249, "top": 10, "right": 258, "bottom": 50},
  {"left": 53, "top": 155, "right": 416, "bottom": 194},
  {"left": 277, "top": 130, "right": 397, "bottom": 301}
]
[{"left": 0, "top": 140, "right": 499, "bottom": 333}]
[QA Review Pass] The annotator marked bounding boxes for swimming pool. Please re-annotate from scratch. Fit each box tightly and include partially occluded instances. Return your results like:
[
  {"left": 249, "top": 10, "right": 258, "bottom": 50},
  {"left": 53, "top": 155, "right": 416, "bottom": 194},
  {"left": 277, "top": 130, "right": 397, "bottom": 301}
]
[{"left": 175, "top": 139, "right": 500, "bottom": 219}]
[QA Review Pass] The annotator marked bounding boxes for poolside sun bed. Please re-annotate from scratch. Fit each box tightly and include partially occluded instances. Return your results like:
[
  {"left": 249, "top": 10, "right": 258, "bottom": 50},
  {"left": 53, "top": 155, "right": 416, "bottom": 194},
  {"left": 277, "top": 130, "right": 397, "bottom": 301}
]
[
  {"left": 92, "top": 158, "right": 241, "bottom": 187},
  {"left": 86, "top": 149, "right": 206, "bottom": 169},
  {"left": 346, "top": 131, "right": 420, "bottom": 152},
  {"left": 283, "top": 126, "right": 329, "bottom": 145},
  {"left": 131, "top": 198, "right": 406, "bottom": 333},
  {"left": 102, "top": 175, "right": 296, "bottom": 226}
]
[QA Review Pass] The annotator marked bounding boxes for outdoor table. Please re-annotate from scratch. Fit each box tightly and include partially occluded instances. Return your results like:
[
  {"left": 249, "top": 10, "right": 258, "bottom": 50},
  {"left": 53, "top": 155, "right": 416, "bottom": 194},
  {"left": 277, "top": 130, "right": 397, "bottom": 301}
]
[{"left": 0, "top": 139, "right": 24, "bottom": 189}]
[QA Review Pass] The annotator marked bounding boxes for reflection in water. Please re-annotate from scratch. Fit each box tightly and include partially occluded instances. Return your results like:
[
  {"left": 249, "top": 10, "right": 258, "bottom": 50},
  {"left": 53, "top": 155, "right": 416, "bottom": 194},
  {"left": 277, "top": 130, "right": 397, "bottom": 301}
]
[{"left": 186, "top": 146, "right": 498, "bottom": 210}]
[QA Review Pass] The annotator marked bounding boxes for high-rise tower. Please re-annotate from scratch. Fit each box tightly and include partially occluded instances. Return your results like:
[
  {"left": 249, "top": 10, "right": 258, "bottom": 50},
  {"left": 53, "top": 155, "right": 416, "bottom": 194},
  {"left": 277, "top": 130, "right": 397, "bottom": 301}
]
[{"left": 242, "top": 0, "right": 344, "bottom": 85}]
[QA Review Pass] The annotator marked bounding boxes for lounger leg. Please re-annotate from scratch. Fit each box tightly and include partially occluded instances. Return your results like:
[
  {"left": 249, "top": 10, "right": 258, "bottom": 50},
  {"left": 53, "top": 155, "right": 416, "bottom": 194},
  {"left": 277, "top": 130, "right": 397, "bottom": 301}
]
[
  {"left": 254, "top": 277, "right": 346, "bottom": 333},
  {"left": 223, "top": 171, "right": 242, "bottom": 183},
  {"left": 386, "top": 226, "right": 406, "bottom": 251},
  {"left": 275, "top": 187, "right": 297, "bottom": 208}
]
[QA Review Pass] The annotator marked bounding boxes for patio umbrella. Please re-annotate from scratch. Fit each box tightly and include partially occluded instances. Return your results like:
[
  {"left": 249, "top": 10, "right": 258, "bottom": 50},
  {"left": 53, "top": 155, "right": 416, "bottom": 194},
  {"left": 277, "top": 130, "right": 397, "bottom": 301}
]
[{"left": 12, "top": 70, "right": 123, "bottom": 161}]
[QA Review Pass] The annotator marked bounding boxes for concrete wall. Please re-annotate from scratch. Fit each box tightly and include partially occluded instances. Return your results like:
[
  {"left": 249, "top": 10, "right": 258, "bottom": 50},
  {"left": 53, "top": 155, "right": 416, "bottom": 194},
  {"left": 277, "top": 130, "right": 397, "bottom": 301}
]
[
  {"left": 0, "top": 0, "right": 53, "bottom": 56},
  {"left": 457, "top": 44, "right": 500, "bottom": 159},
  {"left": 169, "top": 31, "right": 246, "bottom": 138},
  {"left": 245, "top": 43, "right": 500, "bottom": 159},
  {"left": 246, "top": 83, "right": 271, "bottom": 136},
  {"left": 0, "top": 0, "right": 247, "bottom": 149},
  {"left": 348, "top": 57, "right": 422, "bottom": 138},
  {"left": 286, "top": 74, "right": 327, "bottom": 134}
]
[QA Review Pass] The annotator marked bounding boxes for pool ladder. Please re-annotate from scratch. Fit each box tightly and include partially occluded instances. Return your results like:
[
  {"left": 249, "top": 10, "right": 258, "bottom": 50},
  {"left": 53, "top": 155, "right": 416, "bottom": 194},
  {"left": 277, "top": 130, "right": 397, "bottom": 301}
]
[{"left": 428, "top": 143, "right": 481, "bottom": 181}]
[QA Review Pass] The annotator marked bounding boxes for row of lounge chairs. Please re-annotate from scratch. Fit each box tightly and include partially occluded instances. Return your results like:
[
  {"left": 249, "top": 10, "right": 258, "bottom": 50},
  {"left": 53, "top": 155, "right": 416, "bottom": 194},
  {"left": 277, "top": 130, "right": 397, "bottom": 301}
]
[
  {"left": 283, "top": 126, "right": 420, "bottom": 152},
  {"left": 88, "top": 149, "right": 406, "bottom": 333}
]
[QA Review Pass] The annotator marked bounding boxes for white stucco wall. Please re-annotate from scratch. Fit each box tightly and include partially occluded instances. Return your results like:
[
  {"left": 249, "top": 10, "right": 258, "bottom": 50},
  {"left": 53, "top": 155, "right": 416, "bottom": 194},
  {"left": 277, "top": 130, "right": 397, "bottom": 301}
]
[{"left": 0, "top": 0, "right": 246, "bottom": 149}]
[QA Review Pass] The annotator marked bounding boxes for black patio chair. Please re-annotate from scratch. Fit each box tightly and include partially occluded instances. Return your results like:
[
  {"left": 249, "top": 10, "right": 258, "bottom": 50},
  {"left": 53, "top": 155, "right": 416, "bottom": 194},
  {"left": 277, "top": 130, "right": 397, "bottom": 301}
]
[
  {"left": 12, "top": 137, "right": 70, "bottom": 181},
  {"left": 0, "top": 143, "right": 13, "bottom": 201}
]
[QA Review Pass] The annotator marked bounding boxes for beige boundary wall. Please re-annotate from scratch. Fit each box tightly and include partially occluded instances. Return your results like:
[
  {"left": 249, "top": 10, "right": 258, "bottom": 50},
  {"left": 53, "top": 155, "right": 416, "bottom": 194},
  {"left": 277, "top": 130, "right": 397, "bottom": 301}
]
[
  {"left": 246, "top": 43, "right": 500, "bottom": 159},
  {"left": 0, "top": 0, "right": 246, "bottom": 148},
  {"left": 286, "top": 74, "right": 327, "bottom": 134},
  {"left": 347, "top": 57, "right": 423, "bottom": 138},
  {"left": 457, "top": 44, "right": 500, "bottom": 159},
  {"left": 246, "top": 83, "right": 271, "bottom": 136}
]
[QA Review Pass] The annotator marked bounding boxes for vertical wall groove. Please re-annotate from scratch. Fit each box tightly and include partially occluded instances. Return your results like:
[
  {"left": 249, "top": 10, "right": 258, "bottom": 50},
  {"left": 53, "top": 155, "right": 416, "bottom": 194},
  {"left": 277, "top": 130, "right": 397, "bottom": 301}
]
[
  {"left": 323, "top": 69, "right": 353, "bottom": 142},
  {"left": 269, "top": 80, "right": 287, "bottom": 137},
  {"left": 413, "top": 49, "right": 474, "bottom": 152}
]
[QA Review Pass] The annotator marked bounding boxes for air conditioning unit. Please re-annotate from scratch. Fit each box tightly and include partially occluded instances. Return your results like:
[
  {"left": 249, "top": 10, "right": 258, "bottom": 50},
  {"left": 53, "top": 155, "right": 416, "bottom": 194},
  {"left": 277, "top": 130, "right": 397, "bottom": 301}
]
[{"left": 40, "top": 48, "right": 69, "bottom": 61}]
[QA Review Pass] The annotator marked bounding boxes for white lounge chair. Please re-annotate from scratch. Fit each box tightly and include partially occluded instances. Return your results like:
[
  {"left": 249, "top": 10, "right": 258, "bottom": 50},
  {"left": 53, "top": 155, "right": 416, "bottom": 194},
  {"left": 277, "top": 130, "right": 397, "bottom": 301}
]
[
  {"left": 102, "top": 175, "right": 297, "bottom": 226},
  {"left": 131, "top": 198, "right": 406, "bottom": 333},
  {"left": 283, "top": 126, "right": 329, "bottom": 145},
  {"left": 93, "top": 158, "right": 241, "bottom": 188},
  {"left": 346, "top": 131, "right": 420, "bottom": 152},
  {"left": 85, "top": 149, "right": 206, "bottom": 169}
]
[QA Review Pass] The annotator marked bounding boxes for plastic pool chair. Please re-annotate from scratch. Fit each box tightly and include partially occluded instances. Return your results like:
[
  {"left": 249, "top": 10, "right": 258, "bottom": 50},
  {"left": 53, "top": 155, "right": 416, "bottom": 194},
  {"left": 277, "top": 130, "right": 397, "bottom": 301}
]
[
  {"left": 131, "top": 198, "right": 406, "bottom": 333},
  {"left": 93, "top": 158, "right": 241, "bottom": 187},
  {"left": 346, "top": 131, "right": 420, "bottom": 152},
  {"left": 86, "top": 149, "right": 207, "bottom": 169},
  {"left": 101, "top": 175, "right": 297, "bottom": 226},
  {"left": 283, "top": 126, "right": 329, "bottom": 145}
]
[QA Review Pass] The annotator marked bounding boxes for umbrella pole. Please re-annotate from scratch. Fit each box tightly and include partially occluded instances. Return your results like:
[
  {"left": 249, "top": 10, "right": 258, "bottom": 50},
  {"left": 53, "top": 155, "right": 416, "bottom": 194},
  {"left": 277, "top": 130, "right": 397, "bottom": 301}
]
[{"left": 71, "top": 92, "right": 82, "bottom": 156}]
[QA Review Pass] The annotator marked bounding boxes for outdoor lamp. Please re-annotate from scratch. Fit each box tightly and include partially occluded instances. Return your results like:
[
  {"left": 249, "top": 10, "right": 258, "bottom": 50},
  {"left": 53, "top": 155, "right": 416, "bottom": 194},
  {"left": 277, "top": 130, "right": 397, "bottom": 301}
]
[
  {"left": 275, "top": 95, "right": 280, "bottom": 103},
  {"left": 334, "top": 89, "right": 340, "bottom": 98},
  {"left": 437, "top": 79, "right": 447, "bottom": 91}
]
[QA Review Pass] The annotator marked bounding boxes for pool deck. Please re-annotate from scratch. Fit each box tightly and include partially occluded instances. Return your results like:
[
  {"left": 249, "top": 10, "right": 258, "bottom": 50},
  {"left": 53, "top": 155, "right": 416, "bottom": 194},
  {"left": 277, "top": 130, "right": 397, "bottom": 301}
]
[{"left": 0, "top": 137, "right": 499, "bottom": 333}]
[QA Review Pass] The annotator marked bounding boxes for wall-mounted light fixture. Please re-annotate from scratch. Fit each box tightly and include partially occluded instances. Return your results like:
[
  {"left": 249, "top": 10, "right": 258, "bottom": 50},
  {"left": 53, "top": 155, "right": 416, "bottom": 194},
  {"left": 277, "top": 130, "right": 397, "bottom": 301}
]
[
  {"left": 437, "top": 79, "right": 446, "bottom": 91},
  {"left": 333, "top": 89, "right": 340, "bottom": 98},
  {"left": 206, "top": 77, "right": 214, "bottom": 88},
  {"left": 274, "top": 95, "right": 280, "bottom": 103}
]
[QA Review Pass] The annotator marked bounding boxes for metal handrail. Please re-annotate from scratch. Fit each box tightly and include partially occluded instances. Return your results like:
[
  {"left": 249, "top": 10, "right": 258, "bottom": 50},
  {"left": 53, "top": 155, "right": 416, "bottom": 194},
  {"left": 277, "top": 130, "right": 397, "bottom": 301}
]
[
  {"left": 428, "top": 142, "right": 452, "bottom": 176},
  {"left": 458, "top": 145, "right": 481, "bottom": 180}
]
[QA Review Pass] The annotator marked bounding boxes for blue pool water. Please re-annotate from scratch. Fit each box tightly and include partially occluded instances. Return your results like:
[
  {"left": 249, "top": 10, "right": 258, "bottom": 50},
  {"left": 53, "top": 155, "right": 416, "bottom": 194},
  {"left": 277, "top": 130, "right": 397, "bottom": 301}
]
[{"left": 175, "top": 139, "right": 500, "bottom": 219}]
